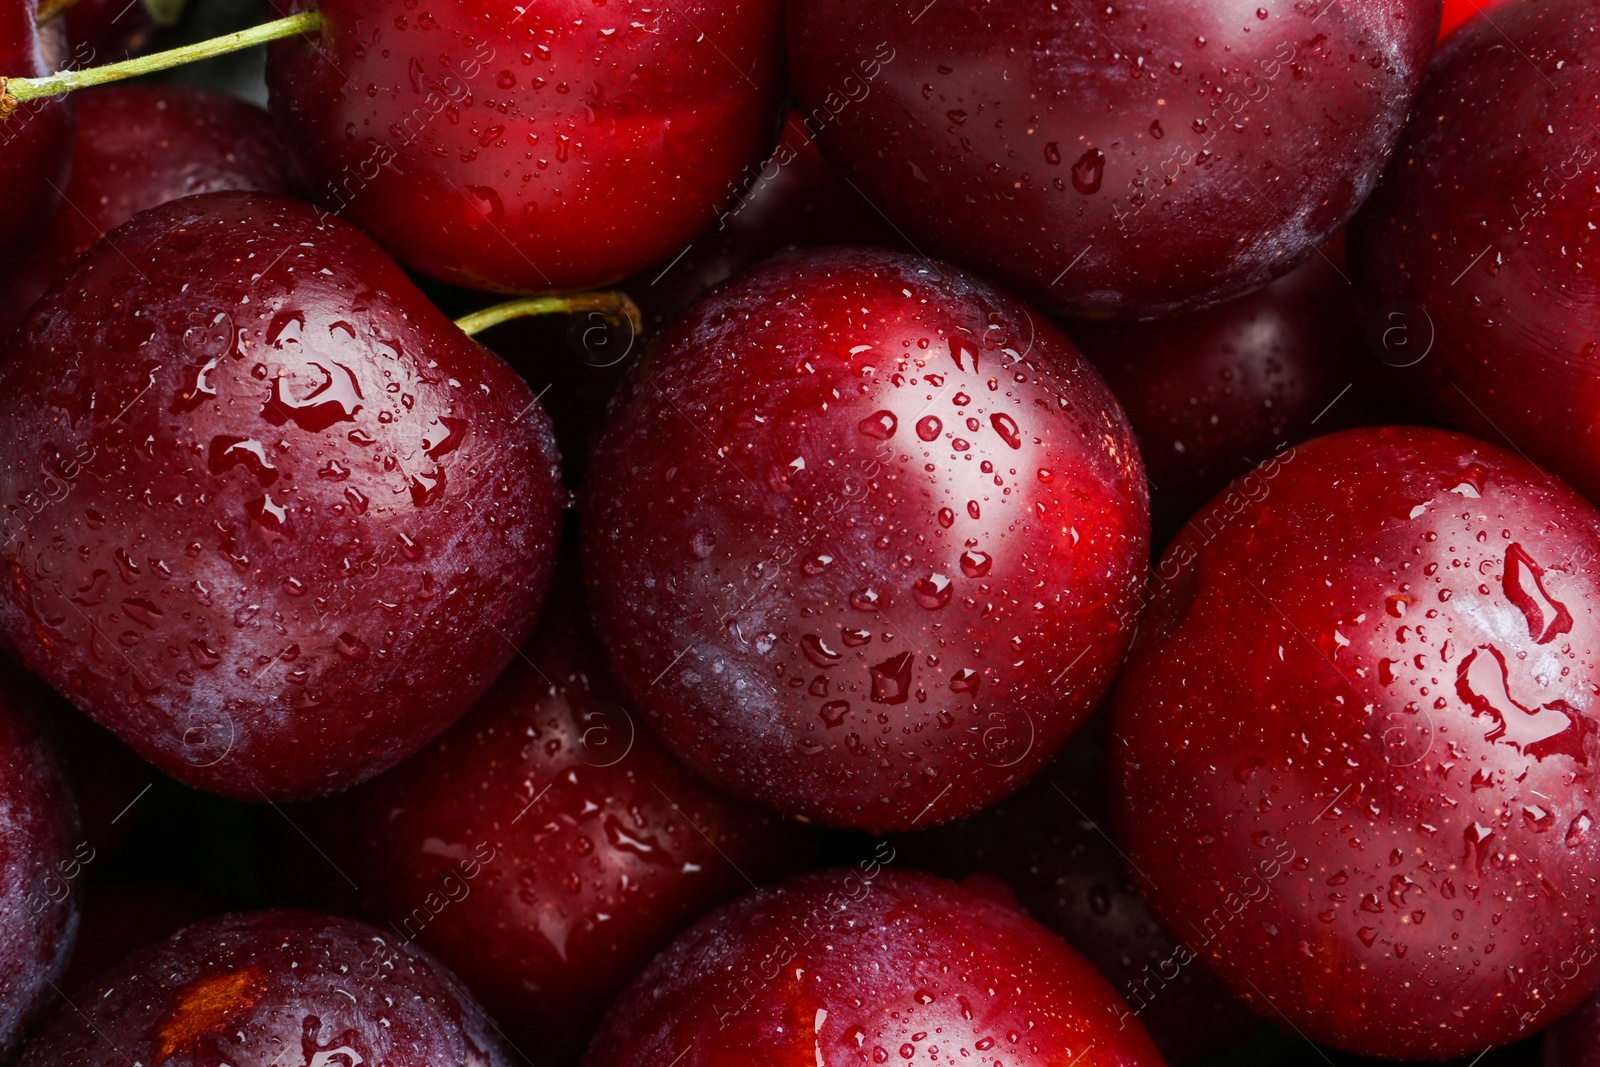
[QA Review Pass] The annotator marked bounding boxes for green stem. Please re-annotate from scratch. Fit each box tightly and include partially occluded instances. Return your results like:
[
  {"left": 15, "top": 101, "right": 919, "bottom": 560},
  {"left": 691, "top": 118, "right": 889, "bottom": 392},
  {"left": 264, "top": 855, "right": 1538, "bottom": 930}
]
[
  {"left": 454, "top": 292, "right": 643, "bottom": 339},
  {"left": 2, "top": 10, "right": 320, "bottom": 117}
]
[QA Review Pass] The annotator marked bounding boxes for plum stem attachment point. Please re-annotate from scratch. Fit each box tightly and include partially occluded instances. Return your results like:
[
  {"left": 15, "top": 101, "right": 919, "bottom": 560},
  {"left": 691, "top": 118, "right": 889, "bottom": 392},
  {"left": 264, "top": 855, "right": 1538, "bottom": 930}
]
[
  {"left": 454, "top": 292, "right": 643, "bottom": 339},
  {"left": 0, "top": 9, "right": 321, "bottom": 118}
]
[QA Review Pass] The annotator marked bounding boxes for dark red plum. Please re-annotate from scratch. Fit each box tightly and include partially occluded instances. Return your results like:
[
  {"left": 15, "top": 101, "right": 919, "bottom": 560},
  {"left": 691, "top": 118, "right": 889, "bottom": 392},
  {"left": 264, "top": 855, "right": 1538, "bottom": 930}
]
[
  {"left": 0, "top": 85, "right": 295, "bottom": 340},
  {"left": 0, "top": 669, "right": 80, "bottom": 1058},
  {"left": 582, "top": 247, "right": 1150, "bottom": 831},
  {"left": 266, "top": 0, "right": 785, "bottom": 293},
  {"left": 0, "top": 192, "right": 563, "bottom": 800},
  {"left": 582, "top": 867, "right": 1165, "bottom": 1067},
  {"left": 21, "top": 910, "right": 513, "bottom": 1066},
  {"left": 1351, "top": 0, "right": 1600, "bottom": 502},
  {"left": 1111, "top": 426, "right": 1600, "bottom": 1059},
  {"left": 319, "top": 572, "right": 814, "bottom": 1063},
  {"left": 787, "top": 0, "right": 1440, "bottom": 318},
  {"left": 896, "top": 715, "right": 1259, "bottom": 1063},
  {"left": 1070, "top": 249, "right": 1366, "bottom": 534},
  {"left": 0, "top": 0, "right": 74, "bottom": 261}
]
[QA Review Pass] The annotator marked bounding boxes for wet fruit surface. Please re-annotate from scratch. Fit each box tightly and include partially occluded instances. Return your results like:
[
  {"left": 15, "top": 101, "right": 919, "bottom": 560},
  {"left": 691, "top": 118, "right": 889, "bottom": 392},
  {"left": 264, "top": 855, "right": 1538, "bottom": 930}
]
[
  {"left": 582, "top": 867, "right": 1165, "bottom": 1067},
  {"left": 0, "top": 0, "right": 75, "bottom": 263},
  {"left": 21, "top": 909, "right": 512, "bottom": 1066},
  {"left": 787, "top": 0, "right": 1441, "bottom": 318},
  {"left": 1070, "top": 249, "right": 1364, "bottom": 536},
  {"left": 1111, "top": 426, "right": 1600, "bottom": 1059},
  {"left": 582, "top": 246, "right": 1149, "bottom": 831},
  {"left": 0, "top": 84, "right": 296, "bottom": 341},
  {"left": 318, "top": 571, "right": 813, "bottom": 1064},
  {"left": 896, "top": 715, "right": 1260, "bottom": 1063},
  {"left": 0, "top": 192, "right": 563, "bottom": 800},
  {"left": 265, "top": 0, "right": 784, "bottom": 293},
  {"left": 1350, "top": 0, "right": 1600, "bottom": 502},
  {"left": 0, "top": 670, "right": 80, "bottom": 1058}
]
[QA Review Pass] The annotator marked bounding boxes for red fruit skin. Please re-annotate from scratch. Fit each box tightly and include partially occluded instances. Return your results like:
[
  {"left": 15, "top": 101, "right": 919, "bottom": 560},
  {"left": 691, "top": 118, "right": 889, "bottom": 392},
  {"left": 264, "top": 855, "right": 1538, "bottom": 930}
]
[
  {"left": 0, "top": 85, "right": 296, "bottom": 341},
  {"left": 1110, "top": 426, "right": 1600, "bottom": 1059},
  {"left": 1350, "top": 0, "right": 1600, "bottom": 503},
  {"left": 0, "top": 673, "right": 80, "bottom": 1058},
  {"left": 582, "top": 867, "right": 1165, "bottom": 1067},
  {"left": 0, "top": 0, "right": 73, "bottom": 261},
  {"left": 0, "top": 192, "right": 563, "bottom": 800},
  {"left": 20, "top": 910, "right": 512, "bottom": 1066},
  {"left": 264, "top": 0, "right": 784, "bottom": 293},
  {"left": 787, "top": 0, "right": 1440, "bottom": 320},
  {"left": 582, "top": 247, "right": 1150, "bottom": 832},
  {"left": 319, "top": 574, "right": 815, "bottom": 1064},
  {"left": 895, "top": 716, "right": 1259, "bottom": 1064},
  {"left": 1069, "top": 250, "right": 1365, "bottom": 535}
]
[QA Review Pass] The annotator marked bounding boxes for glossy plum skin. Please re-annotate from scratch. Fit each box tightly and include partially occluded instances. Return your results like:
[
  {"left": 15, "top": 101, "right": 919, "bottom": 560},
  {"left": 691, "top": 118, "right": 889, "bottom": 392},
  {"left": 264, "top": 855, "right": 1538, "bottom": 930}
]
[
  {"left": 582, "top": 247, "right": 1150, "bottom": 832},
  {"left": 1110, "top": 426, "right": 1600, "bottom": 1059},
  {"left": 0, "top": 192, "right": 563, "bottom": 800},
  {"left": 1069, "top": 250, "right": 1365, "bottom": 535},
  {"left": 582, "top": 867, "right": 1165, "bottom": 1067},
  {"left": 265, "top": 0, "right": 784, "bottom": 293},
  {"left": 896, "top": 715, "right": 1259, "bottom": 1064},
  {"left": 0, "top": 671, "right": 80, "bottom": 1058},
  {"left": 0, "top": 85, "right": 296, "bottom": 341},
  {"left": 318, "top": 572, "right": 814, "bottom": 1064},
  {"left": 1350, "top": 0, "right": 1600, "bottom": 502},
  {"left": 21, "top": 910, "right": 512, "bottom": 1066},
  {"left": 0, "top": 0, "right": 73, "bottom": 262},
  {"left": 787, "top": 0, "right": 1440, "bottom": 319}
]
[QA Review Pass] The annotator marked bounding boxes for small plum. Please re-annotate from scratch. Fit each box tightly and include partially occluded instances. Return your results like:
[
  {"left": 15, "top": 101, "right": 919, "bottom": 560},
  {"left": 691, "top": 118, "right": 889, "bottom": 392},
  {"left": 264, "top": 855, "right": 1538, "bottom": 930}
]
[
  {"left": 20, "top": 909, "right": 513, "bottom": 1066},
  {"left": 1112, "top": 426, "right": 1600, "bottom": 1059},
  {"left": 1351, "top": 0, "right": 1600, "bottom": 502},
  {"left": 582, "top": 867, "right": 1165, "bottom": 1067},
  {"left": 582, "top": 246, "right": 1149, "bottom": 831},
  {"left": 317, "top": 572, "right": 814, "bottom": 1063},
  {"left": 787, "top": 0, "right": 1441, "bottom": 318},
  {"left": 0, "top": 192, "right": 563, "bottom": 800}
]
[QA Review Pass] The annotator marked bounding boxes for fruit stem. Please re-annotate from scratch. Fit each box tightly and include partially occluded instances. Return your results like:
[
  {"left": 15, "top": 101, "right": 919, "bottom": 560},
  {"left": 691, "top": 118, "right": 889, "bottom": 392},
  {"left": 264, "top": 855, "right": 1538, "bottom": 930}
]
[
  {"left": 453, "top": 292, "right": 643, "bottom": 339},
  {"left": 1, "top": 9, "right": 320, "bottom": 117}
]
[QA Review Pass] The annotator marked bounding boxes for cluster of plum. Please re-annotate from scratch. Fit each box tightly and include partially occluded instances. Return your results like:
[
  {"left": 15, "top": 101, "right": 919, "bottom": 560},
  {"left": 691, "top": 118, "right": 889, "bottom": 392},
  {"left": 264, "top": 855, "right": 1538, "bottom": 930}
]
[{"left": 0, "top": 0, "right": 1595, "bottom": 1063}]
